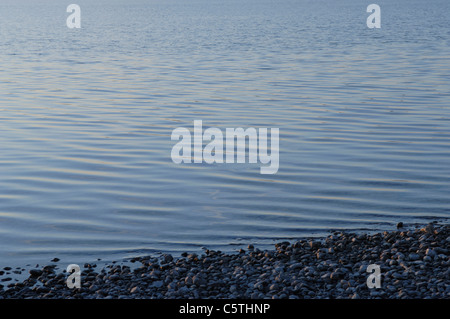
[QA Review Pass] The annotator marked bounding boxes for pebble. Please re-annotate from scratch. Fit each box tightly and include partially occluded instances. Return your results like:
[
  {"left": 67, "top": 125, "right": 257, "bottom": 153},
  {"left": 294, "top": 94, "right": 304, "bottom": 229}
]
[
  {"left": 425, "top": 248, "right": 437, "bottom": 258},
  {"left": 29, "top": 269, "right": 43, "bottom": 277},
  {"left": 130, "top": 286, "right": 140, "bottom": 294},
  {"left": 408, "top": 253, "right": 420, "bottom": 261}
]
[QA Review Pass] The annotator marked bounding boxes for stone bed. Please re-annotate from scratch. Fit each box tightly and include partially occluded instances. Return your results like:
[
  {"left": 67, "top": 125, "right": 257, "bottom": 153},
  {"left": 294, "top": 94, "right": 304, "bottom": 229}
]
[{"left": 0, "top": 222, "right": 448, "bottom": 299}]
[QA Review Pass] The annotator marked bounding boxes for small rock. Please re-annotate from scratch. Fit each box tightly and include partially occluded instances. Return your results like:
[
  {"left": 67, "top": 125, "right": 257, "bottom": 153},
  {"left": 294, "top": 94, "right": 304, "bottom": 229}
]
[
  {"left": 130, "top": 286, "right": 140, "bottom": 294},
  {"left": 184, "top": 276, "right": 193, "bottom": 285},
  {"left": 269, "top": 283, "right": 279, "bottom": 291},
  {"left": 425, "top": 248, "right": 436, "bottom": 258},
  {"left": 408, "top": 253, "right": 420, "bottom": 261},
  {"left": 421, "top": 224, "right": 435, "bottom": 234},
  {"left": 192, "top": 275, "right": 205, "bottom": 286},
  {"left": 161, "top": 254, "right": 173, "bottom": 264},
  {"left": 289, "top": 263, "right": 303, "bottom": 270},
  {"left": 29, "top": 269, "right": 43, "bottom": 277}
]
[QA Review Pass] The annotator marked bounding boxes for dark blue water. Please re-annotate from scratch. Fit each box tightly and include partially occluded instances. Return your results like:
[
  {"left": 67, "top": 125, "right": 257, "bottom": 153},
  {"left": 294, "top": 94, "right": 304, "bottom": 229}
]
[{"left": 0, "top": 0, "right": 449, "bottom": 268}]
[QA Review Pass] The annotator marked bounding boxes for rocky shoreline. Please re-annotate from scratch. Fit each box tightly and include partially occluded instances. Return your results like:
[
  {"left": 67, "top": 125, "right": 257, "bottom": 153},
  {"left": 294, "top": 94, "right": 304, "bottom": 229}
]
[{"left": 0, "top": 222, "right": 448, "bottom": 299}]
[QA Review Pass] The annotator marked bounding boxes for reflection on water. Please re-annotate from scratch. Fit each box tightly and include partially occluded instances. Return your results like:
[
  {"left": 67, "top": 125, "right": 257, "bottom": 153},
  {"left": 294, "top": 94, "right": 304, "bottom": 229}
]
[{"left": 0, "top": 0, "right": 449, "bottom": 267}]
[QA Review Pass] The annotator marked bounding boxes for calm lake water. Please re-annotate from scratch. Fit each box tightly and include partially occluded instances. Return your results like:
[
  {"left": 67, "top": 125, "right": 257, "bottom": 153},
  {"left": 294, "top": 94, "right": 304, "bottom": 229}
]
[{"left": 0, "top": 0, "right": 449, "bottom": 268}]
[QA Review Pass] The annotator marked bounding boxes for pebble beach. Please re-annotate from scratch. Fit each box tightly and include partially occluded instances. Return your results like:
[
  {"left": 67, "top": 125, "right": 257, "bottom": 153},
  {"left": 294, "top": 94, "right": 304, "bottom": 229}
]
[{"left": 0, "top": 222, "right": 448, "bottom": 299}]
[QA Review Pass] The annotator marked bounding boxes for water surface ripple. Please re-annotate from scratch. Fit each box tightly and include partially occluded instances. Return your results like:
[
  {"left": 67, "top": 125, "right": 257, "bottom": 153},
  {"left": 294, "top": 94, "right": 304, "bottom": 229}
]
[{"left": 0, "top": 0, "right": 449, "bottom": 267}]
